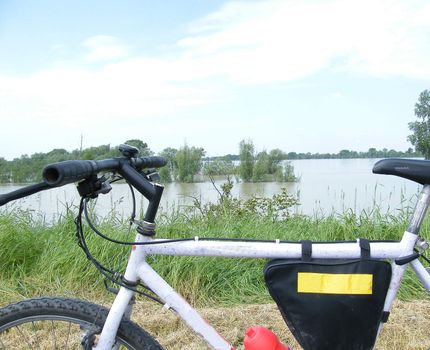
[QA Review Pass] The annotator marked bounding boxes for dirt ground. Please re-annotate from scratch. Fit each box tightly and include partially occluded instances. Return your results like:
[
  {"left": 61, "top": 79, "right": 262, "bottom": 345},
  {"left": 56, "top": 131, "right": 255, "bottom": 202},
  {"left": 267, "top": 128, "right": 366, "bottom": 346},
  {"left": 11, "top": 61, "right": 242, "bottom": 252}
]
[{"left": 132, "top": 299, "right": 430, "bottom": 349}]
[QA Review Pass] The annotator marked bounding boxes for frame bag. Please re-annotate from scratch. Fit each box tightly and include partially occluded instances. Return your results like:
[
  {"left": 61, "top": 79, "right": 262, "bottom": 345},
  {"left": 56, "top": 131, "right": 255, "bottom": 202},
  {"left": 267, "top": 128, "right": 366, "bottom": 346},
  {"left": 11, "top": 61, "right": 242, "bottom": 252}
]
[{"left": 264, "top": 240, "right": 392, "bottom": 350}]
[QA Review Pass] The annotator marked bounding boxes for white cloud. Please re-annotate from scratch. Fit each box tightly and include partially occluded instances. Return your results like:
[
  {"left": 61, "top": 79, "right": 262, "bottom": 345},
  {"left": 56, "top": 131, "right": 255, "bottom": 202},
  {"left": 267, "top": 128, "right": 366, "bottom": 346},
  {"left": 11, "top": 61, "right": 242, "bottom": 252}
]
[
  {"left": 83, "top": 35, "right": 129, "bottom": 62},
  {"left": 1, "top": 0, "right": 429, "bottom": 158},
  {"left": 330, "top": 91, "right": 343, "bottom": 99},
  {"left": 3, "top": 0, "right": 429, "bottom": 109},
  {"left": 178, "top": 0, "right": 430, "bottom": 82}
]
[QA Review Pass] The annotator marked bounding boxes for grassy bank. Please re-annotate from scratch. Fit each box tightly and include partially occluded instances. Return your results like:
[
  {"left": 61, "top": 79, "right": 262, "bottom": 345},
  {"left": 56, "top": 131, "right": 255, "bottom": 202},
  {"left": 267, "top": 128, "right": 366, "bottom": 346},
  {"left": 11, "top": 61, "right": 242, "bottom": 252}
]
[
  {"left": 1, "top": 189, "right": 429, "bottom": 308},
  {"left": 132, "top": 299, "right": 430, "bottom": 349}
]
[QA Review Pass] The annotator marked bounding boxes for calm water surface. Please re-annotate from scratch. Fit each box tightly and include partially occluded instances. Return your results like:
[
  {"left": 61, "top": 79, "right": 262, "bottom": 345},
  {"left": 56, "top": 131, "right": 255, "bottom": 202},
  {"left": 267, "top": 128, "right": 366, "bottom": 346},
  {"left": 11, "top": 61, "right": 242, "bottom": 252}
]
[{"left": 0, "top": 159, "right": 422, "bottom": 220}]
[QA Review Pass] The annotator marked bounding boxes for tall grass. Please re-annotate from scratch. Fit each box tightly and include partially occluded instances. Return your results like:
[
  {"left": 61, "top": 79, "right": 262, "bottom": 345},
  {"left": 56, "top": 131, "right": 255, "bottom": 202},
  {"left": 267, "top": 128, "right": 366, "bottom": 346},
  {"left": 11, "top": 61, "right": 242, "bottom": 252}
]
[{"left": 0, "top": 190, "right": 429, "bottom": 307}]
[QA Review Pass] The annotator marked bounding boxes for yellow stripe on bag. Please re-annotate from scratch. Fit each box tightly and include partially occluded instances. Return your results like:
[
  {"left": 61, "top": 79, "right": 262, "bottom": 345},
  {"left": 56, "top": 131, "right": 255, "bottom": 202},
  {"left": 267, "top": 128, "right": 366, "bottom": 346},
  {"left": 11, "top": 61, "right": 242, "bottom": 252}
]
[{"left": 297, "top": 273, "right": 373, "bottom": 295}]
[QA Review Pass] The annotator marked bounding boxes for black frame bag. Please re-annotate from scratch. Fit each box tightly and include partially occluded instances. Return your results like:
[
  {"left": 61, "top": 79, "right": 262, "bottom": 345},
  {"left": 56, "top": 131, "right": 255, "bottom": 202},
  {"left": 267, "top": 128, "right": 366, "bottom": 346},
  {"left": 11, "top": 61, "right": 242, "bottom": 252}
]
[{"left": 264, "top": 240, "right": 392, "bottom": 350}]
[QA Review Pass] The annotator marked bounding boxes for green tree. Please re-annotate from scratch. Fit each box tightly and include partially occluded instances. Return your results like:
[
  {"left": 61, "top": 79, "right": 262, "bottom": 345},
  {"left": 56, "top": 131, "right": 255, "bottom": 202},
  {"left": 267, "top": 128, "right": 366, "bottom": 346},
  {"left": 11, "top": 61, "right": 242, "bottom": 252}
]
[
  {"left": 268, "top": 149, "right": 287, "bottom": 174},
  {"left": 339, "top": 149, "right": 352, "bottom": 159},
  {"left": 0, "top": 157, "right": 10, "bottom": 182},
  {"left": 203, "top": 157, "right": 235, "bottom": 177},
  {"left": 239, "top": 139, "right": 255, "bottom": 182},
  {"left": 11, "top": 155, "right": 35, "bottom": 182},
  {"left": 408, "top": 90, "right": 430, "bottom": 159},
  {"left": 158, "top": 147, "right": 178, "bottom": 183},
  {"left": 80, "top": 145, "right": 116, "bottom": 160},
  {"left": 81, "top": 150, "right": 95, "bottom": 160},
  {"left": 367, "top": 148, "right": 377, "bottom": 158},
  {"left": 283, "top": 162, "right": 297, "bottom": 182},
  {"left": 253, "top": 151, "right": 270, "bottom": 182},
  {"left": 175, "top": 144, "right": 205, "bottom": 182},
  {"left": 287, "top": 152, "right": 298, "bottom": 160}
]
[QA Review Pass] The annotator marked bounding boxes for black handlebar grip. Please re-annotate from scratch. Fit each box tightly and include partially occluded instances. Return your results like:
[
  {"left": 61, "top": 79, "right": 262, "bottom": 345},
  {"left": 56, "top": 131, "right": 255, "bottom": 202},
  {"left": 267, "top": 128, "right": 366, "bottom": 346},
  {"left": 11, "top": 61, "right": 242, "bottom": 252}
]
[
  {"left": 43, "top": 160, "right": 99, "bottom": 187},
  {"left": 134, "top": 156, "right": 167, "bottom": 169},
  {"left": 0, "top": 182, "right": 51, "bottom": 206}
]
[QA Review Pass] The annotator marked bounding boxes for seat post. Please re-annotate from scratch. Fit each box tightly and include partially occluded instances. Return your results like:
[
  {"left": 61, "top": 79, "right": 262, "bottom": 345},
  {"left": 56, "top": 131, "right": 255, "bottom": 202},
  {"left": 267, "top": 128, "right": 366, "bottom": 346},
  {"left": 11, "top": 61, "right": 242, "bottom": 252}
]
[{"left": 407, "top": 185, "right": 430, "bottom": 235}]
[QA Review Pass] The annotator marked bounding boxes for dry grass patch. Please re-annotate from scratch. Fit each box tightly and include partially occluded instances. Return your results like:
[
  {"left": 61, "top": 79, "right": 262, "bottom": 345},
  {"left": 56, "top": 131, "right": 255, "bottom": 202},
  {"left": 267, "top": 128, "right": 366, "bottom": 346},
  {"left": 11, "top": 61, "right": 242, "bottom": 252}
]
[{"left": 132, "top": 300, "right": 430, "bottom": 350}]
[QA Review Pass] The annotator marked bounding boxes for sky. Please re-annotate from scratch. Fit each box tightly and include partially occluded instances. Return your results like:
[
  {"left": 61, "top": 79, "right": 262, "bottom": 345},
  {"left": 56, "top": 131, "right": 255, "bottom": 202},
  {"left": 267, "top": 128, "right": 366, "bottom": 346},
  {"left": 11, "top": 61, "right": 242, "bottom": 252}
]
[{"left": 0, "top": 0, "right": 429, "bottom": 160}]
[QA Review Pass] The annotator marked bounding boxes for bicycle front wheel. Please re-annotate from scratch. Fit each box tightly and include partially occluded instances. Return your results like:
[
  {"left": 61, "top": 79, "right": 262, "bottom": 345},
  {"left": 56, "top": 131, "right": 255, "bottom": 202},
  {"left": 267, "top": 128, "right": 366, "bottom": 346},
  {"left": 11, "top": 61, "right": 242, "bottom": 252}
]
[{"left": 0, "top": 297, "right": 164, "bottom": 349}]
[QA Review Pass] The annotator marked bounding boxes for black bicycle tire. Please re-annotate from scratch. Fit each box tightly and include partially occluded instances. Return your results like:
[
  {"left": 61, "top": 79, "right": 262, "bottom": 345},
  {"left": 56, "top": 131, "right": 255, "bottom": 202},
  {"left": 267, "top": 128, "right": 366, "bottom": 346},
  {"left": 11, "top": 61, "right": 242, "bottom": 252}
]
[{"left": 0, "top": 297, "right": 164, "bottom": 350}]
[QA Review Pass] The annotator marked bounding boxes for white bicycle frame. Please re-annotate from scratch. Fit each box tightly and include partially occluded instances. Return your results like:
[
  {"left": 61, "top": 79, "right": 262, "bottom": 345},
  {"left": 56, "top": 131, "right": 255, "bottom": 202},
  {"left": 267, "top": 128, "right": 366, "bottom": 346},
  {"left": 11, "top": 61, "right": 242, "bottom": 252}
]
[{"left": 94, "top": 185, "right": 430, "bottom": 350}]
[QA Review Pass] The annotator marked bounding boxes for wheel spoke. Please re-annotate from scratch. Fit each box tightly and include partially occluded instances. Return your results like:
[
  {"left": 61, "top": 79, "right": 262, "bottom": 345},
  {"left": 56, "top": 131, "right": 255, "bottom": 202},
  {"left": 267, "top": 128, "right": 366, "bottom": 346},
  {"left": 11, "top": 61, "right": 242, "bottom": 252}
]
[
  {"left": 65, "top": 321, "right": 71, "bottom": 350},
  {"left": 31, "top": 321, "right": 42, "bottom": 350},
  {"left": 0, "top": 337, "right": 6, "bottom": 349},
  {"left": 50, "top": 320, "right": 57, "bottom": 349},
  {"left": 16, "top": 324, "right": 34, "bottom": 349}
]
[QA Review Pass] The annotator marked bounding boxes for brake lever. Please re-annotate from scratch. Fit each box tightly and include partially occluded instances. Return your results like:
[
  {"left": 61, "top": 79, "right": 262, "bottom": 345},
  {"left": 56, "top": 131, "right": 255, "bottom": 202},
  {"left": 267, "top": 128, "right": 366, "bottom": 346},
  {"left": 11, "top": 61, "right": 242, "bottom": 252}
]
[{"left": 77, "top": 175, "right": 112, "bottom": 198}]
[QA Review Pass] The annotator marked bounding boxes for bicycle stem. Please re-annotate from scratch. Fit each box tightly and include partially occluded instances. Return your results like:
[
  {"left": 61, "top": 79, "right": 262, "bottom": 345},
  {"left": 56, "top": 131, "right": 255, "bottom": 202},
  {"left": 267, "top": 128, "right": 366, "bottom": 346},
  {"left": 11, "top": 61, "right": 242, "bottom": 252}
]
[{"left": 117, "top": 161, "right": 164, "bottom": 223}]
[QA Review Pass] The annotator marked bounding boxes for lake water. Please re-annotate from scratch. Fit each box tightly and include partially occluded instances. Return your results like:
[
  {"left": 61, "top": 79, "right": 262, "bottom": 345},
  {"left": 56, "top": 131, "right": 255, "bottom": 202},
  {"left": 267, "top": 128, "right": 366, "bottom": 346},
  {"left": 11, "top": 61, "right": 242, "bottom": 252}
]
[{"left": 0, "top": 159, "right": 422, "bottom": 220}]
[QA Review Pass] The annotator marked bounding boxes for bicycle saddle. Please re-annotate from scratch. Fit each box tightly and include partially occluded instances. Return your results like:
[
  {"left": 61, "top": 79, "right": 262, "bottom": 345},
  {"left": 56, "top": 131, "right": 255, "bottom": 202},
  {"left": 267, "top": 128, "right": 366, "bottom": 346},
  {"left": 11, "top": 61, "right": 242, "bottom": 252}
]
[{"left": 373, "top": 158, "right": 430, "bottom": 185}]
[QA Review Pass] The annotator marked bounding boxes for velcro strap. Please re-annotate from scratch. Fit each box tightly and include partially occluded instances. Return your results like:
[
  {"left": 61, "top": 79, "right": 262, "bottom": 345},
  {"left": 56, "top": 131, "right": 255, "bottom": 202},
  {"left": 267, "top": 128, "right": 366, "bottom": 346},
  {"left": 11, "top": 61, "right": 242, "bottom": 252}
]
[
  {"left": 301, "top": 240, "right": 312, "bottom": 261},
  {"left": 359, "top": 238, "right": 371, "bottom": 259},
  {"left": 381, "top": 311, "right": 390, "bottom": 323}
]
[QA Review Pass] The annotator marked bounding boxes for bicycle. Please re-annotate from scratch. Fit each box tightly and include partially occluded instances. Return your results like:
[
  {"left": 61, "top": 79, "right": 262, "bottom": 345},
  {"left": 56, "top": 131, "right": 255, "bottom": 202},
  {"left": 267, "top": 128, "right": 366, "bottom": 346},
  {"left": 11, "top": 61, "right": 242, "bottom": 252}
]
[{"left": 0, "top": 144, "right": 430, "bottom": 350}]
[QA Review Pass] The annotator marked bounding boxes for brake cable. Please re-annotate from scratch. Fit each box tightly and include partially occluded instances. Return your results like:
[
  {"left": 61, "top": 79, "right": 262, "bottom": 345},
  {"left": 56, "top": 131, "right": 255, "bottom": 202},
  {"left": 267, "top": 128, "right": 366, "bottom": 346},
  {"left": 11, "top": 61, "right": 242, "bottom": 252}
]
[{"left": 75, "top": 183, "right": 164, "bottom": 304}]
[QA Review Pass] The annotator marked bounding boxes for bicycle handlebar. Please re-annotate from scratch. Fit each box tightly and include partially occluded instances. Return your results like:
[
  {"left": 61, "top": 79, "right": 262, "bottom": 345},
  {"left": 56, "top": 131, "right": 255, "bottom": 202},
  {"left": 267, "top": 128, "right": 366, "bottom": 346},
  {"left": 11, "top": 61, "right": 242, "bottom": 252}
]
[
  {"left": 0, "top": 182, "right": 51, "bottom": 207},
  {"left": 0, "top": 156, "right": 167, "bottom": 222},
  {"left": 43, "top": 156, "right": 167, "bottom": 187}
]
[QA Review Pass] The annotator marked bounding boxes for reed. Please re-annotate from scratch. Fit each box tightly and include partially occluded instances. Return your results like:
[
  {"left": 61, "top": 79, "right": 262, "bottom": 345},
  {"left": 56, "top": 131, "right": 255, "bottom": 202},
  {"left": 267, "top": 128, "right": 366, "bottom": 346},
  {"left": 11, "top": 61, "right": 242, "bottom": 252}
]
[{"left": 1, "top": 196, "right": 429, "bottom": 307}]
